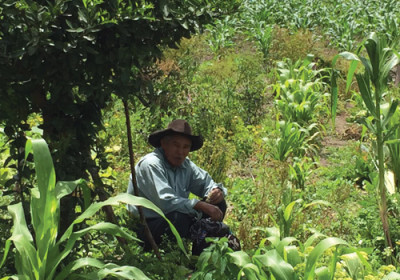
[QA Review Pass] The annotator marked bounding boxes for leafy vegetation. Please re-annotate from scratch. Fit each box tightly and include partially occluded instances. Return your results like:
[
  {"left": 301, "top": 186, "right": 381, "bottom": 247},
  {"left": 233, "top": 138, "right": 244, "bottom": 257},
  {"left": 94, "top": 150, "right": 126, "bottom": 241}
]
[
  {"left": 1, "top": 138, "right": 186, "bottom": 279},
  {"left": 2, "top": 0, "right": 400, "bottom": 279}
]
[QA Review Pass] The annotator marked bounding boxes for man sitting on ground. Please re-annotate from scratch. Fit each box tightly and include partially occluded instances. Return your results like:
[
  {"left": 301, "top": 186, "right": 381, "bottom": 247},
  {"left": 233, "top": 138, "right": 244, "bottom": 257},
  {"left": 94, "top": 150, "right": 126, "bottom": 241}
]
[{"left": 127, "top": 119, "right": 228, "bottom": 253}]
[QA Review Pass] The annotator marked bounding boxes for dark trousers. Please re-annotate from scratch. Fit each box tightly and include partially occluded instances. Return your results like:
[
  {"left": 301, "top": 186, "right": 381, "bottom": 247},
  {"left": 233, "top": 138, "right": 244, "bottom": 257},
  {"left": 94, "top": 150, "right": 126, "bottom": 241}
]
[{"left": 137, "top": 200, "right": 227, "bottom": 250}]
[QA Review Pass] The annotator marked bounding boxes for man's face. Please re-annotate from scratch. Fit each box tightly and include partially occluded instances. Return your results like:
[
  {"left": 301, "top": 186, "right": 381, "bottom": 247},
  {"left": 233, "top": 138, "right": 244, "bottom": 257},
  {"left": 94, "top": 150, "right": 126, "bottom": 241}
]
[{"left": 160, "top": 134, "right": 192, "bottom": 167}]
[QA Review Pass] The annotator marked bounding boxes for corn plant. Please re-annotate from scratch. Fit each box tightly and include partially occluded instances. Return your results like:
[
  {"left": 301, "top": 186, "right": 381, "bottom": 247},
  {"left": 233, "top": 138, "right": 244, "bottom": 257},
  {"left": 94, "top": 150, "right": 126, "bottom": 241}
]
[
  {"left": 274, "top": 56, "right": 329, "bottom": 125},
  {"left": 244, "top": 20, "right": 273, "bottom": 61},
  {"left": 0, "top": 138, "right": 185, "bottom": 279},
  {"left": 206, "top": 16, "right": 237, "bottom": 55},
  {"left": 191, "top": 227, "right": 370, "bottom": 280},
  {"left": 270, "top": 120, "right": 320, "bottom": 162},
  {"left": 277, "top": 182, "right": 334, "bottom": 238},
  {"left": 336, "top": 33, "right": 400, "bottom": 250},
  {"left": 289, "top": 157, "right": 316, "bottom": 190}
]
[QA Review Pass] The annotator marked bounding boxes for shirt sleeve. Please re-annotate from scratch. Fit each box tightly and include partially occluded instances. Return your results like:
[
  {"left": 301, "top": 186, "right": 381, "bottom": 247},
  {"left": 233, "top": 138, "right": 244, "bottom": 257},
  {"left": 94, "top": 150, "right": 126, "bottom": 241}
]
[
  {"left": 136, "top": 158, "right": 201, "bottom": 218},
  {"left": 188, "top": 161, "right": 228, "bottom": 199}
]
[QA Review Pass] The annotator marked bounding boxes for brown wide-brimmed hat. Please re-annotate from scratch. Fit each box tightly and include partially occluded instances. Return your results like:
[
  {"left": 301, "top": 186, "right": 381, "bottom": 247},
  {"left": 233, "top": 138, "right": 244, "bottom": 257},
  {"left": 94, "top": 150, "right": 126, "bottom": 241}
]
[{"left": 148, "top": 119, "right": 203, "bottom": 151}]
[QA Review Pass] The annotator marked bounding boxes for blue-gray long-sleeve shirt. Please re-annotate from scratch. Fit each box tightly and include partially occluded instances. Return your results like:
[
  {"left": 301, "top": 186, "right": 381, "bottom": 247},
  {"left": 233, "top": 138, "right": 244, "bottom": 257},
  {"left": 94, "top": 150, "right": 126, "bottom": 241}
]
[{"left": 127, "top": 147, "right": 227, "bottom": 219}]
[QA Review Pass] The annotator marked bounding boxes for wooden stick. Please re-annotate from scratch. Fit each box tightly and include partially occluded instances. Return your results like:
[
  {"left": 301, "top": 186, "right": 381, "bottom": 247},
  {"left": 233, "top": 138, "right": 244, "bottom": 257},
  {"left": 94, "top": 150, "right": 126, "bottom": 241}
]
[{"left": 123, "top": 99, "right": 161, "bottom": 260}]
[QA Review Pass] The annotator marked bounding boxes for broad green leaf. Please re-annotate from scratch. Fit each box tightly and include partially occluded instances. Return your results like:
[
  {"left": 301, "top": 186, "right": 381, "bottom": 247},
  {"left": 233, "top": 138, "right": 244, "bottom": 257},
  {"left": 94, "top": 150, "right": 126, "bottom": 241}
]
[
  {"left": 56, "top": 259, "right": 150, "bottom": 280},
  {"left": 304, "top": 200, "right": 333, "bottom": 209},
  {"left": 0, "top": 239, "right": 11, "bottom": 269},
  {"left": 0, "top": 276, "right": 29, "bottom": 280},
  {"left": 382, "top": 272, "right": 400, "bottom": 280},
  {"left": 283, "top": 199, "right": 302, "bottom": 221},
  {"left": 336, "top": 52, "right": 360, "bottom": 94},
  {"left": 382, "top": 101, "right": 399, "bottom": 128},
  {"left": 24, "top": 138, "right": 32, "bottom": 162},
  {"left": 386, "top": 139, "right": 400, "bottom": 145},
  {"left": 96, "top": 264, "right": 150, "bottom": 279},
  {"left": 197, "top": 251, "right": 212, "bottom": 271},
  {"left": 339, "top": 51, "right": 360, "bottom": 62},
  {"left": 315, "top": 266, "right": 330, "bottom": 280},
  {"left": 346, "top": 60, "right": 360, "bottom": 94},
  {"left": 81, "top": 180, "right": 92, "bottom": 211},
  {"left": 48, "top": 222, "right": 141, "bottom": 277},
  {"left": 28, "top": 139, "right": 58, "bottom": 269},
  {"left": 364, "top": 34, "right": 379, "bottom": 82},
  {"left": 304, "top": 237, "right": 348, "bottom": 280},
  {"left": 55, "top": 179, "right": 83, "bottom": 200},
  {"left": 228, "top": 251, "right": 251, "bottom": 267},
  {"left": 355, "top": 73, "right": 376, "bottom": 118},
  {"left": 340, "top": 252, "right": 363, "bottom": 279},
  {"left": 241, "top": 263, "right": 260, "bottom": 280},
  {"left": 7, "top": 203, "right": 38, "bottom": 278},
  {"left": 284, "top": 245, "right": 301, "bottom": 267},
  {"left": 254, "top": 249, "right": 295, "bottom": 280},
  {"left": 59, "top": 193, "right": 187, "bottom": 255},
  {"left": 55, "top": 257, "right": 105, "bottom": 280},
  {"left": 304, "top": 231, "right": 326, "bottom": 250},
  {"left": 276, "top": 237, "right": 298, "bottom": 258},
  {"left": 381, "top": 54, "right": 399, "bottom": 85}
]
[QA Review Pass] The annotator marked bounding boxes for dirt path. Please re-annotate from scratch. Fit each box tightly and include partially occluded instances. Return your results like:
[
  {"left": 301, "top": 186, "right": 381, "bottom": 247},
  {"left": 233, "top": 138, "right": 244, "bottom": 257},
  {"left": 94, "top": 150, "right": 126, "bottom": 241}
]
[{"left": 319, "top": 103, "right": 361, "bottom": 166}]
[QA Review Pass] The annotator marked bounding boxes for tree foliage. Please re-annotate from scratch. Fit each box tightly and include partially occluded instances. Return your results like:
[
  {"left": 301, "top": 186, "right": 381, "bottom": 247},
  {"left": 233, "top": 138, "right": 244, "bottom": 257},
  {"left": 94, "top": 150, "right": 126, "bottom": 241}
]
[
  {"left": 0, "top": 0, "right": 239, "bottom": 232},
  {"left": 0, "top": 0, "right": 234, "bottom": 179}
]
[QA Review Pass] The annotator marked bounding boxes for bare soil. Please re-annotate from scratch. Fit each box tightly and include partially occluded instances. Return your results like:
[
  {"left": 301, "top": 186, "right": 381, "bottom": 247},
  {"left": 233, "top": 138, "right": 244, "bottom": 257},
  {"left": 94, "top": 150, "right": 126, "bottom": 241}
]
[{"left": 320, "top": 102, "right": 362, "bottom": 166}]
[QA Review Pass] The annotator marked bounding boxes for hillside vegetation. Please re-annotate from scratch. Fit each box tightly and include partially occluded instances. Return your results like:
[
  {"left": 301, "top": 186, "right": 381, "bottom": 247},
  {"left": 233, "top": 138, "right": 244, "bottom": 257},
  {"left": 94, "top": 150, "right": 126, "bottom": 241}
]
[{"left": 1, "top": 0, "right": 400, "bottom": 279}]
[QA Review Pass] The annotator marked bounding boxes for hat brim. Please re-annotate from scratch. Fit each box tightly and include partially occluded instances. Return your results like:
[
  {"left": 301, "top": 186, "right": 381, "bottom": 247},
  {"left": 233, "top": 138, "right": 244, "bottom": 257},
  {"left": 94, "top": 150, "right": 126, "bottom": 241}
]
[{"left": 148, "top": 129, "right": 203, "bottom": 151}]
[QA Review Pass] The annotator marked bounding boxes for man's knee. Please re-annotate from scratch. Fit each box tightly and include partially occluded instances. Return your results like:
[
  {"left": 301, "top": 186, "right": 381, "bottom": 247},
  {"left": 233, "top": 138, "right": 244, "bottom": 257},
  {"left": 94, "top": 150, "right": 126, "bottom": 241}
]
[{"left": 166, "top": 211, "right": 195, "bottom": 238}]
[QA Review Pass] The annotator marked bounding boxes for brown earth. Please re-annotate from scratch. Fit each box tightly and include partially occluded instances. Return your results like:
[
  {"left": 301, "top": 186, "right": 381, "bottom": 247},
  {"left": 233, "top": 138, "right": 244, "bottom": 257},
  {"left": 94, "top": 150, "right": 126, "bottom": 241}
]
[{"left": 320, "top": 102, "right": 362, "bottom": 166}]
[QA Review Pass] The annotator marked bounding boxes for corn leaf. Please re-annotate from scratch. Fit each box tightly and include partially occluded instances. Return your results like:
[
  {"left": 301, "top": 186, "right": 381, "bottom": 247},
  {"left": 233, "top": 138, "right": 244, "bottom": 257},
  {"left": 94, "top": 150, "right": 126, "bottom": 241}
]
[
  {"left": 276, "top": 237, "right": 298, "bottom": 258},
  {"left": 254, "top": 249, "right": 295, "bottom": 280},
  {"left": 55, "top": 179, "right": 83, "bottom": 200},
  {"left": 59, "top": 193, "right": 187, "bottom": 252},
  {"left": 336, "top": 52, "right": 359, "bottom": 94},
  {"left": 315, "top": 266, "right": 330, "bottom": 280},
  {"left": 355, "top": 73, "right": 377, "bottom": 118},
  {"left": 364, "top": 33, "right": 379, "bottom": 83},
  {"left": 6, "top": 203, "right": 39, "bottom": 279},
  {"left": 284, "top": 245, "right": 302, "bottom": 267},
  {"left": 341, "top": 252, "right": 364, "bottom": 279},
  {"left": 303, "top": 231, "right": 326, "bottom": 249},
  {"left": 382, "top": 272, "right": 400, "bottom": 279},
  {"left": 382, "top": 100, "right": 398, "bottom": 128},
  {"left": 283, "top": 199, "right": 303, "bottom": 221},
  {"left": 304, "top": 237, "right": 348, "bottom": 280},
  {"left": 27, "top": 138, "right": 58, "bottom": 275},
  {"left": 228, "top": 251, "right": 252, "bottom": 267},
  {"left": 55, "top": 258, "right": 150, "bottom": 280},
  {"left": 48, "top": 222, "right": 141, "bottom": 278},
  {"left": 240, "top": 263, "right": 260, "bottom": 280}
]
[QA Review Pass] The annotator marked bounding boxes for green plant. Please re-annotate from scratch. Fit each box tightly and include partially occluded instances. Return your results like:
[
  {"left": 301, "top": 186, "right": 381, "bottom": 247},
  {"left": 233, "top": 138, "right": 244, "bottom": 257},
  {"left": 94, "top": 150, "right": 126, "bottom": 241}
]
[
  {"left": 337, "top": 32, "right": 400, "bottom": 250},
  {"left": 277, "top": 182, "right": 334, "bottom": 238},
  {"left": 0, "top": 138, "right": 185, "bottom": 279},
  {"left": 191, "top": 237, "right": 241, "bottom": 280},
  {"left": 269, "top": 120, "right": 320, "bottom": 162},
  {"left": 206, "top": 16, "right": 238, "bottom": 55},
  {"left": 274, "top": 56, "right": 329, "bottom": 125},
  {"left": 191, "top": 226, "right": 373, "bottom": 280},
  {"left": 244, "top": 20, "right": 273, "bottom": 61},
  {"left": 289, "top": 157, "right": 316, "bottom": 190}
]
